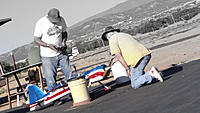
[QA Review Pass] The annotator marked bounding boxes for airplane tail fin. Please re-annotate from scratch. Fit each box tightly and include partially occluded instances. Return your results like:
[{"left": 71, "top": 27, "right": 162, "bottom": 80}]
[{"left": 28, "top": 85, "right": 46, "bottom": 104}]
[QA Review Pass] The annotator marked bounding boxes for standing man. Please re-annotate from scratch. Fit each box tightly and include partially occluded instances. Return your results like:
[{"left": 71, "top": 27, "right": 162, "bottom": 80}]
[
  {"left": 101, "top": 26, "right": 163, "bottom": 89},
  {"left": 34, "top": 8, "right": 71, "bottom": 91}
]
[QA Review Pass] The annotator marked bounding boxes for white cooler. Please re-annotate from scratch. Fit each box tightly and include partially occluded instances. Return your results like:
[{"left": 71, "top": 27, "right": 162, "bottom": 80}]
[{"left": 111, "top": 61, "right": 130, "bottom": 84}]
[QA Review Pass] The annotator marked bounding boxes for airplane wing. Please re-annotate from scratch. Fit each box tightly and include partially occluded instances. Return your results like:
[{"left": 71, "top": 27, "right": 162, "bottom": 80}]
[{"left": 0, "top": 18, "right": 11, "bottom": 26}]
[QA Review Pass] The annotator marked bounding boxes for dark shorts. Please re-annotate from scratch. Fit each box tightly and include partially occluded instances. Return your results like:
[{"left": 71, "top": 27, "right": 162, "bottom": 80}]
[{"left": 115, "top": 76, "right": 130, "bottom": 85}]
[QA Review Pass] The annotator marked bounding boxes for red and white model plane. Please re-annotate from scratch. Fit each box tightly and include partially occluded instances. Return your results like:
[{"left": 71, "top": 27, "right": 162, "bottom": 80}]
[{"left": 25, "top": 64, "right": 111, "bottom": 111}]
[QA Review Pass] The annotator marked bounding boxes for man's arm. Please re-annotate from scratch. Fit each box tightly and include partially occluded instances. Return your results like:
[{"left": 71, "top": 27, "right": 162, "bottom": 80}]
[
  {"left": 34, "top": 36, "right": 57, "bottom": 52},
  {"left": 61, "top": 31, "right": 68, "bottom": 47},
  {"left": 61, "top": 16, "right": 68, "bottom": 47}
]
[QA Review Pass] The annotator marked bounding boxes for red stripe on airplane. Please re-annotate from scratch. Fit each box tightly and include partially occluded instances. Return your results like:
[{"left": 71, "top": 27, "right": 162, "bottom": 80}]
[
  {"left": 30, "top": 103, "right": 38, "bottom": 109},
  {"left": 45, "top": 88, "right": 69, "bottom": 101},
  {"left": 29, "top": 88, "right": 69, "bottom": 109},
  {"left": 88, "top": 72, "right": 104, "bottom": 78}
]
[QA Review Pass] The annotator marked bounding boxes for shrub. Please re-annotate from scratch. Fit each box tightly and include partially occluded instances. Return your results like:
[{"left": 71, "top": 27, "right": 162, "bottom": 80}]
[{"left": 0, "top": 88, "right": 6, "bottom": 95}]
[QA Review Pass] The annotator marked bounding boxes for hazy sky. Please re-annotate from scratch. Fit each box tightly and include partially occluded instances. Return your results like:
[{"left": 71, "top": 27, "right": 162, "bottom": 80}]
[{"left": 0, "top": 0, "right": 127, "bottom": 54}]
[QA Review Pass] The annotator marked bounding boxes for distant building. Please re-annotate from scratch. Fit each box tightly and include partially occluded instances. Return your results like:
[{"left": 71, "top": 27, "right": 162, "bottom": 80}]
[
  {"left": 72, "top": 47, "right": 79, "bottom": 57},
  {"left": 66, "top": 40, "right": 73, "bottom": 47},
  {"left": 69, "top": 47, "right": 79, "bottom": 60},
  {"left": 16, "top": 59, "right": 27, "bottom": 64}
]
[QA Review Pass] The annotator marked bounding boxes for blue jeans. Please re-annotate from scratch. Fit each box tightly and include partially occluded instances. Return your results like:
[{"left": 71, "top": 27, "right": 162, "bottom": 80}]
[
  {"left": 130, "top": 54, "right": 152, "bottom": 89},
  {"left": 41, "top": 53, "right": 72, "bottom": 91}
]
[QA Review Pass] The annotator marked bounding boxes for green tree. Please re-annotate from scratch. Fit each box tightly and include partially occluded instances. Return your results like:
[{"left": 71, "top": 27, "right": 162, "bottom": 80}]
[{"left": 0, "top": 62, "right": 13, "bottom": 73}]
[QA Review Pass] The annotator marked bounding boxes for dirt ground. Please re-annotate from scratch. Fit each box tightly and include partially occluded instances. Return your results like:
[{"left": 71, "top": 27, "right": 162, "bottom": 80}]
[{"left": 1, "top": 14, "right": 200, "bottom": 111}]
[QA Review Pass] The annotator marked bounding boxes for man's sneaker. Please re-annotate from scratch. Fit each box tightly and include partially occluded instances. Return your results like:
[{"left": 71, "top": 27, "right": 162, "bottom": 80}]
[{"left": 149, "top": 66, "right": 163, "bottom": 82}]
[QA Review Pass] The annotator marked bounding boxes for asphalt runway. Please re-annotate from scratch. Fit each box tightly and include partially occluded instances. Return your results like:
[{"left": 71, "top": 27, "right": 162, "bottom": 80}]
[{"left": 3, "top": 59, "right": 200, "bottom": 113}]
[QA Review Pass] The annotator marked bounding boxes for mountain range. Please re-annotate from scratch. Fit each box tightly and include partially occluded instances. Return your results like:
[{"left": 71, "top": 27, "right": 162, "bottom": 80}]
[{"left": 0, "top": 0, "right": 193, "bottom": 64}]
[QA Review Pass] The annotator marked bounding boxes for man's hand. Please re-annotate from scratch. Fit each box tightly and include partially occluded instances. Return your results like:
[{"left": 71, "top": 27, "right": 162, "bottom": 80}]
[
  {"left": 127, "top": 69, "right": 131, "bottom": 78},
  {"left": 55, "top": 46, "right": 67, "bottom": 52},
  {"left": 34, "top": 36, "right": 58, "bottom": 52},
  {"left": 48, "top": 44, "right": 58, "bottom": 52}
]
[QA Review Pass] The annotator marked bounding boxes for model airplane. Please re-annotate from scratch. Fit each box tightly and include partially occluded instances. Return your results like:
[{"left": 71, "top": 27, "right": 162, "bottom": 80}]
[
  {"left": 25, "top": 81, "right": 70, "bottom": 111},
  {"left": 81, "top": 64, "right": 111, "bottom": 91},
  {"left": 25, "top": 64, "right": 112, "bottom": 111}
]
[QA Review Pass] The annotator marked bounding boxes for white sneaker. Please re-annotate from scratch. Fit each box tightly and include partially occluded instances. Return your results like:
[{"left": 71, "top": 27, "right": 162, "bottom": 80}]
[{"left": 149, "top": 66, "right": 163, "bottom": 82}]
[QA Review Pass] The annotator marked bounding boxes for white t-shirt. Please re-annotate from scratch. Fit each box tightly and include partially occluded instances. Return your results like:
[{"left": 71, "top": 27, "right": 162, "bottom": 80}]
[{"left": 34, "top": 16, "right": 67, "bottom": 57}]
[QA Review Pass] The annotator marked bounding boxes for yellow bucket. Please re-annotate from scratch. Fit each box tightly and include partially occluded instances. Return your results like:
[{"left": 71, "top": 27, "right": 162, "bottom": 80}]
[{"left": 68, "top": 77, "right": 91, "bottom": 106}]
